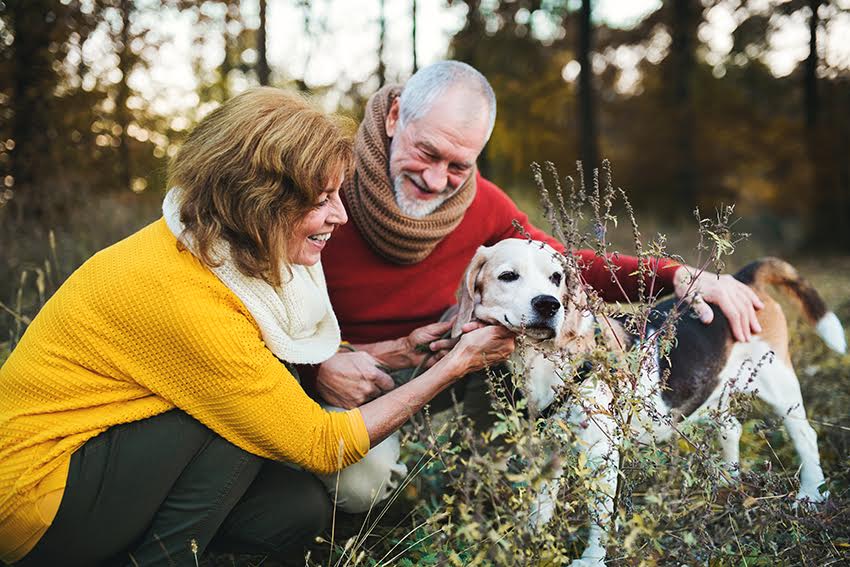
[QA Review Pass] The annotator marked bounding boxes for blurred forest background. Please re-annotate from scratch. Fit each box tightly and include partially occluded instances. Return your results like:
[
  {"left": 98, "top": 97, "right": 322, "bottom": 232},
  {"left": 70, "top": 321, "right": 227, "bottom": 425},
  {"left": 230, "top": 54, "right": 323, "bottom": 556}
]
[
  {"left": 2, "top": 4, "right": 850, "bottom": 564},
  {"left": 1, "top": 0, "right": 849, "bottom": 342}
]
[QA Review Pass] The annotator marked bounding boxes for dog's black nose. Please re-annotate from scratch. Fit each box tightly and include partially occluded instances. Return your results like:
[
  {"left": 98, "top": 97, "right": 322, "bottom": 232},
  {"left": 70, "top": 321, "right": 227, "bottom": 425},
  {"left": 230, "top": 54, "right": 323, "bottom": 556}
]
[{"left": 531, "top": 295, "right": 561, "bottom": 318}]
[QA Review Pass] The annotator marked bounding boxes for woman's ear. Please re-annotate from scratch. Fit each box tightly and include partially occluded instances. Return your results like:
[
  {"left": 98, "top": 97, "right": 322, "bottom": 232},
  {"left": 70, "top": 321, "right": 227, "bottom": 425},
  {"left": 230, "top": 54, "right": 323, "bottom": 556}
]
[{"left": 452, "top": 246, "right": 490, "bottom": 338}]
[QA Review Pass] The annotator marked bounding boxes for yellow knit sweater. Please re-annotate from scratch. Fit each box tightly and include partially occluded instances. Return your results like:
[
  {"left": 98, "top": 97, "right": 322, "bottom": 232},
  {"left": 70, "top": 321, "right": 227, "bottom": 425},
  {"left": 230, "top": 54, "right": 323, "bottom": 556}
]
[{"left": 0, "top": 218, "right": 370, "bottom": 563}]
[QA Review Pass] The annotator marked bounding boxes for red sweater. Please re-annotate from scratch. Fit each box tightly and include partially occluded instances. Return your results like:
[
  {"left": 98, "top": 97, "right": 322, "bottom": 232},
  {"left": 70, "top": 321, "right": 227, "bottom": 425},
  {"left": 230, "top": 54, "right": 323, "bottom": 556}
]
[{"left": 323, "top": 173, "right": 680, "bottom": 344}]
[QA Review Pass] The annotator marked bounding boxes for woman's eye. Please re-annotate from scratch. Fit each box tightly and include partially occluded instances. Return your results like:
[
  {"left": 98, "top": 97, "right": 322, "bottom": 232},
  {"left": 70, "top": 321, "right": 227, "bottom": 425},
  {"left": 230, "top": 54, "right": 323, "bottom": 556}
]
[
  {"left": 498, "top": 271, "right": 519, "bottom": 282},
  {"left": 550, "top": 272, "right": 562, "bottom": 285},
  {"left": 314, "top": 199, "right": 329, "bottom": 208}
]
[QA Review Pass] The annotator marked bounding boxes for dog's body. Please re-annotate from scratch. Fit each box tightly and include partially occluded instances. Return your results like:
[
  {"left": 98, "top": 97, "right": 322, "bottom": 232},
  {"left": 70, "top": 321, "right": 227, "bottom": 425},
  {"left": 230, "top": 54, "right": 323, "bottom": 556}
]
[{"left": 453, "top": 239, "right": 847, "bottom": 566}]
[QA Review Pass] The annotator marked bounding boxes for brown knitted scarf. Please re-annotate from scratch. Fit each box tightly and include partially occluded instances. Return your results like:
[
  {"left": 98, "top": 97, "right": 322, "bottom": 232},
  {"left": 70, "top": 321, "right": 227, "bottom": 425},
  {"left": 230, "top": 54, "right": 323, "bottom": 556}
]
[{"left": 341, "top": 85, "right": 477, "bottom": 264}]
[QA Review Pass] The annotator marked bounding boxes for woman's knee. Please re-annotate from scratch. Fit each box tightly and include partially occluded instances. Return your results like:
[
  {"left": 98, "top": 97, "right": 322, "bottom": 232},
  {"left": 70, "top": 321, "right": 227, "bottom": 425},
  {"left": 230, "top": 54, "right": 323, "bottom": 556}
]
[
  {"left": 212, "top": 464, "right": 332, "bottom": 557},
  {"left": 297, "top": 473, "right": 334, "bottom": 538},
  {"left": 258, "top": 470, "right": 332, "bottom": 554}
]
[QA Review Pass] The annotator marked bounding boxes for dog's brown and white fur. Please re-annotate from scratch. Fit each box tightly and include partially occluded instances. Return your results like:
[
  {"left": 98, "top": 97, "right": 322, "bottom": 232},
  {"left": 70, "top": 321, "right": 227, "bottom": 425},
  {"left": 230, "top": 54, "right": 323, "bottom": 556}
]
[{"left": 452, "top": 239, "right": 847, "bottom": 566}]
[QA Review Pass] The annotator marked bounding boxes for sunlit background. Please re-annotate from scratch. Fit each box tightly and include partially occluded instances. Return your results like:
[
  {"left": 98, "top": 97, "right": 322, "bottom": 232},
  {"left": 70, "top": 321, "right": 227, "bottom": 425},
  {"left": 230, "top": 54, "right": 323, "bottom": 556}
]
[{"left": 1, "top": 0, "right": 850, "bottom": 324}]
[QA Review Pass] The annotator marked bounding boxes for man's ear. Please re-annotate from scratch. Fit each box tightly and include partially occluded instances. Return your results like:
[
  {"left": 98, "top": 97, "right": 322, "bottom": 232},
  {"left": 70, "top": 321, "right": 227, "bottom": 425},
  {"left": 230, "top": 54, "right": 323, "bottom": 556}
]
[
  {"left": 452, "top": 246, "right": 490, "bottom": 338},
  {"left": 385, "top": 98, "right": 400, "bottom": 138}
]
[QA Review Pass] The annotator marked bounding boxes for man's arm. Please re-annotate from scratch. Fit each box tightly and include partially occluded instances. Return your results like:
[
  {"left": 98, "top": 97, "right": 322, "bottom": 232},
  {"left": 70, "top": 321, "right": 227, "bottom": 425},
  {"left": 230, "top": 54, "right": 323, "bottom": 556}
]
[
  {"left": 481, "top": 175, "right": 763, "bottom": 342},
  {"left": 573, "top": 250, "right": 681, "bottom": 302}
]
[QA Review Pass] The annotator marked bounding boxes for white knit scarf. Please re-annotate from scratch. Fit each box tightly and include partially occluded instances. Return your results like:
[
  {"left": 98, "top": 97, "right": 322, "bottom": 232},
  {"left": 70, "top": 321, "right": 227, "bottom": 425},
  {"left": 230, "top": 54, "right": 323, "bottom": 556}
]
[{"left": 162, "top": 188, "right": 341, "bottom": 365}]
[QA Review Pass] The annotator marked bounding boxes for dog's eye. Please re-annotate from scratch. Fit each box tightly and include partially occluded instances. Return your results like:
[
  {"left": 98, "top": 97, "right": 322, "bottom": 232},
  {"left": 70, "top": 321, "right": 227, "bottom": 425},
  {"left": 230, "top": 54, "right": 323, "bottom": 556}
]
[
  {"left": 550, "top": 272, "right": 563, "bottom": 286},
  {"left": 498, "top": 271, "right": 519, "bottom": 282}
]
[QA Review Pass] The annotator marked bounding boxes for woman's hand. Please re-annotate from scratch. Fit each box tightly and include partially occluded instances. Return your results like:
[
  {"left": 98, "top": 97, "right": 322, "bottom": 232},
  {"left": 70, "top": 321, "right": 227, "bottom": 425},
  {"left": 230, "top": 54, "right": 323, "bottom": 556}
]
[
  {"left": 357, "top": 324, "right": 516, "bottom": 447},
  {"left": 442, "top": 324, "right": 516, "bottom": 376}
]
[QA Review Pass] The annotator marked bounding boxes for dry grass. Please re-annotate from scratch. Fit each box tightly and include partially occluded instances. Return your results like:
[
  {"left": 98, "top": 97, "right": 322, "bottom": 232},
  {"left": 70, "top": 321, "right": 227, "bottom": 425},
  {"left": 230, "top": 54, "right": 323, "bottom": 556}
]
[{"left": 2, "top": 171, "right": 848, "bottom": 566}]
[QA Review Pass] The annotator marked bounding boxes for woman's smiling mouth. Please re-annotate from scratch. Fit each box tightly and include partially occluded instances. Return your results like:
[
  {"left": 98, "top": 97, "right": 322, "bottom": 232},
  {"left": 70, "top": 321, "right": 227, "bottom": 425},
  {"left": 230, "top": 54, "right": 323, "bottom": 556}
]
[{"left": 308, "top": 232, "right": 332, "bottom": 243}]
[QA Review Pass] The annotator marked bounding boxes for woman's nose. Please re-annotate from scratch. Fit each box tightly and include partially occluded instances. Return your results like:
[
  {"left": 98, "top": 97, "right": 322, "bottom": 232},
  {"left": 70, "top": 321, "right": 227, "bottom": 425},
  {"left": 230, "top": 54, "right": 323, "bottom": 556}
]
[{"left": 330, "top": 196, "right": 348, "bottom": 225}]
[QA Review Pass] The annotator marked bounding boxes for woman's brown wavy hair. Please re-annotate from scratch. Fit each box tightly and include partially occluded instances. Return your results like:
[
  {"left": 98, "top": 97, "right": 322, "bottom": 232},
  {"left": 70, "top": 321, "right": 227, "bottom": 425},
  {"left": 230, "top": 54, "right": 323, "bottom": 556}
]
[{"left": 168, "top": 87, "right": 354, "bottom": 287}]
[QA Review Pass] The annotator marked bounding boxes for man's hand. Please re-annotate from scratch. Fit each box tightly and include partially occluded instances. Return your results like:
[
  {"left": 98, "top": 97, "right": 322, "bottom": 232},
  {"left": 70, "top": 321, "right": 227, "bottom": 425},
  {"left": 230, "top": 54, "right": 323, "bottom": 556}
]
[
  {"left": 315, "top": 351, "right": 395, "bottom": 409},
  {"left": 403, "top": 320, "right": 455, "bottom": 367},
  {"left": 673, "top": 266, "right": 765, "bottom": 342},
  {"left": 407, "top": 319, "right": 489, "bottom": 367}
]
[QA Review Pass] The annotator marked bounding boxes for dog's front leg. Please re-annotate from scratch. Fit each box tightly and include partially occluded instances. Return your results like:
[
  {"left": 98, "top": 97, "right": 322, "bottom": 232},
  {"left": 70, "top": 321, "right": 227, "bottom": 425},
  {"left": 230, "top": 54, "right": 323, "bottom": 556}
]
[
  {"left": 717, "top": 416, "right": 743, "bottom": 485},
  {"left": 530, "top": 461, "right": 563, "bottom": 528},
  {"left": 571, "top": 403, "right": 619, "bottom": 567}
]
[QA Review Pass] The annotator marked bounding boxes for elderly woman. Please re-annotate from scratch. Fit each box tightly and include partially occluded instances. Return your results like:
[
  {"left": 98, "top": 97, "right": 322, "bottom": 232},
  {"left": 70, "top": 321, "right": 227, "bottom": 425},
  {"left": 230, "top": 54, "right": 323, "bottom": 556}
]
[{"left": 0, "top": 88, "right": 514, "bottom": 566}]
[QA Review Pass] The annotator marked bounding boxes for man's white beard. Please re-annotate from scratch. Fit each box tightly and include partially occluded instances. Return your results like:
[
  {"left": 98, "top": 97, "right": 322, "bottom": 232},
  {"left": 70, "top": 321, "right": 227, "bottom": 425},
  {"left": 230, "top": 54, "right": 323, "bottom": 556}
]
[{"left": 393, "top": 174, "right": 450, "bottom": 219}]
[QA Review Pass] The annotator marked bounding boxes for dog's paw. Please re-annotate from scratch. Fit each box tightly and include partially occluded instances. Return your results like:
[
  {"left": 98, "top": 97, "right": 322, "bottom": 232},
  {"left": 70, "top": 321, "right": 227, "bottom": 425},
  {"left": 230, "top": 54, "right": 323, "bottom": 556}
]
[
  {"left": 568, "top": 557, "right": 605, "bottom": 567},
  {"left": 794, "top": 486, "right": 829, "bottom": 510},
  {"left": 568, "top": 545, "right": 607, "bottom": 567}
]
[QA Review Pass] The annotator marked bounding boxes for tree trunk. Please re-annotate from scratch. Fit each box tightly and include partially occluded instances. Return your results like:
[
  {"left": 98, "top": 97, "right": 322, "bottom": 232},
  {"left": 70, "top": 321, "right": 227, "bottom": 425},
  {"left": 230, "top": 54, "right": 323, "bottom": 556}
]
[
  {"left": 257, "top": 0, "right": 270, "bottom": 85},
  {"left": 412, "top": 0, "right": 418, "bottom": 74},
  {"left": 218, "top": 0, "right": 238, "bottom": 100},
  {"left": 296, "top": 1, "right": 312, "bottom": 91},
  {"left": 804, "top": 0, "right": 820, "bottom": 130},
  {"left": 803, "top": 0, "right": 831, "bottom": 246},
  {"left": 115, "top": 0, "right": 132, "bottom": 193},
  {"left": 838, "top": 84, "right": 850, "bottom": 249},
  {"left": 841, "top": 85, "right": 850, "bottom": 249},
  {"left": 577, "top": 0, "right": 598, "bottom": 189},
  {"left": 378, "top": 0, "right": 386, "bottom": 87},
  {"left": 670, "top": 0, "right": 697, "bottom": 213},
  {"left": 8, "top": 0, "right": 58, "bottom": 223}
]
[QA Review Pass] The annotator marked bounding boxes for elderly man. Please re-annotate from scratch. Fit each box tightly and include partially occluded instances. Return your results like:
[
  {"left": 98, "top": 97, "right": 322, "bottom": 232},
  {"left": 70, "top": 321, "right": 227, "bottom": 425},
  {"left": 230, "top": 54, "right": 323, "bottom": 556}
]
[{"left": 316, "top": 60, "right": 763, "bottom": 411}]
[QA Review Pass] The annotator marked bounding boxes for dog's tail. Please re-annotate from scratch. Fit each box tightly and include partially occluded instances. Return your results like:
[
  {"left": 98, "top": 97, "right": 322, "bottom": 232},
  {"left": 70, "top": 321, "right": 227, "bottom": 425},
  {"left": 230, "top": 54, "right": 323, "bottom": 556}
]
[{"left": 735, "top": 257, "right": 846, "bottom": 354}]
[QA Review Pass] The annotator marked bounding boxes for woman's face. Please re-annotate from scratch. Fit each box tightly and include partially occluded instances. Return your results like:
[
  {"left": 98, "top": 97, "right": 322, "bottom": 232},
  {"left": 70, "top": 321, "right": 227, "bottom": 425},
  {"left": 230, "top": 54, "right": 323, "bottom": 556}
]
[{"left": 288, "top": 174, "right": 348, "bottom": 266}]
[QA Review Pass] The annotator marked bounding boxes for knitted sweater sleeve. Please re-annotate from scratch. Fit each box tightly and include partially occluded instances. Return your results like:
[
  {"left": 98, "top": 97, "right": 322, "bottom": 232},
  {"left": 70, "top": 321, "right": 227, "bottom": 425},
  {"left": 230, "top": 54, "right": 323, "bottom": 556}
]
[
  {"left": 572, "top": 250, "right": 681, "bottom": 303},
  {"left": 134, "top": 285, "right": 370, "bottom": 475},
  {"left": 480, "top": 175, "right": 681, "bottom": 302}
]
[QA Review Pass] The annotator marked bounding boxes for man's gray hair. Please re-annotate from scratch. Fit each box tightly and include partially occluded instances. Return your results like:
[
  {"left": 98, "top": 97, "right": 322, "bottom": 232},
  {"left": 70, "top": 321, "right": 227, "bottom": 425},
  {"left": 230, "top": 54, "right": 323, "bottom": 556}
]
[{"left": 398, "top": 60, "right": 497, "bottom": 141}]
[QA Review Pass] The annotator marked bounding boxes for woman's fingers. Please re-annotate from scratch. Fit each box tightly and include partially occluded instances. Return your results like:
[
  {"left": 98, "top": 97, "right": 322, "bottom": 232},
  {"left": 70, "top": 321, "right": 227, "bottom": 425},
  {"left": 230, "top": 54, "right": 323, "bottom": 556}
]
[
  {"left": 429, "top": 321, "right": 488, "bottom": 352},
  {"left": 455, "top": 325, "right": 515, "bottom": 371},
  {"left": 460, "top": 321, "right": 487, "bottom": 333}
]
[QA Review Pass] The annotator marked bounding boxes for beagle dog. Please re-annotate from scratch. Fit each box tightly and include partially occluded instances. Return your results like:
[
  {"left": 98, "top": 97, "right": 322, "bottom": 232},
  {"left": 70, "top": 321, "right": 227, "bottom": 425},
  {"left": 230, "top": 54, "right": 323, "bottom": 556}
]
[{"left": 452, "top": 238, "right": 846, "bottom": 566}]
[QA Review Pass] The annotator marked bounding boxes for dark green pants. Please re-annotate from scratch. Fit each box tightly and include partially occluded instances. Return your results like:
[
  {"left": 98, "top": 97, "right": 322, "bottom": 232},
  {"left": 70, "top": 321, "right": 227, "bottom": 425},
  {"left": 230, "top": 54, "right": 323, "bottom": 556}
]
[{"left": 16, "top": 410, "right": 331, "bottom": 566}]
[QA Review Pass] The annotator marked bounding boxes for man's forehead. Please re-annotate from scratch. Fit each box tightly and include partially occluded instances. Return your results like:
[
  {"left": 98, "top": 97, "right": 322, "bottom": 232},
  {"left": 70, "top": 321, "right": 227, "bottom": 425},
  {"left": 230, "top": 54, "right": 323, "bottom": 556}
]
[
  {"left": 409, "top": 108, "right": 488, "bottom": 158},
  {"left": 423, "top": 89, "right": 489, "bottom": 128}
]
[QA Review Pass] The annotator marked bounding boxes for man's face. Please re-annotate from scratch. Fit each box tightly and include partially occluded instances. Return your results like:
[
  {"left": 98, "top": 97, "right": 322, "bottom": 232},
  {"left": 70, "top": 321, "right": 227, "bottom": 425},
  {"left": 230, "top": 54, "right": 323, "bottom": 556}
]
[{"left": 385, "top": 89, "right": 490, "bottom": 218}]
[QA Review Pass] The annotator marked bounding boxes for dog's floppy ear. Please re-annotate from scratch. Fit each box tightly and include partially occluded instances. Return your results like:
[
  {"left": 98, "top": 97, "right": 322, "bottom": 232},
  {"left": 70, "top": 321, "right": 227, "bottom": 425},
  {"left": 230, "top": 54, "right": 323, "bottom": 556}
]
[{"left": 452, "top": 246, "right": 490, "bottom": 338}]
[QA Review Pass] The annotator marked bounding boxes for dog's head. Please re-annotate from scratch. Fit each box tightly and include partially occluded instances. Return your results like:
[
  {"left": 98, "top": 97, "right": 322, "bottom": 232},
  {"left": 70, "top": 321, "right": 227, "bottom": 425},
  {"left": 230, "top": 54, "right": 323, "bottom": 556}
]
[{"left": 452, "top": 239, "right": 571, "bottom": 341}]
